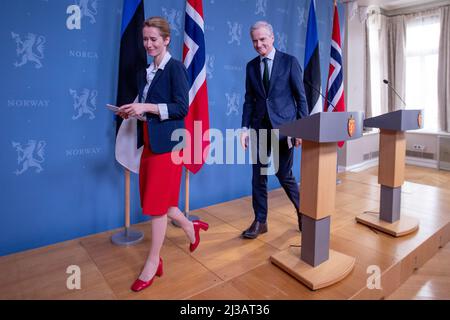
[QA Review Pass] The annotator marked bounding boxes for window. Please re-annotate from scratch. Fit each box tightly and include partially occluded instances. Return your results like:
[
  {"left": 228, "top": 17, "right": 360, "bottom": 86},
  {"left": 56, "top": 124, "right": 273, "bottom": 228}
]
[
  {"left": 405, "top": 14, "right": 440, "bottom": 131},
  {"left": 367, "top": 11, "right": 441, "bottom": 131}
]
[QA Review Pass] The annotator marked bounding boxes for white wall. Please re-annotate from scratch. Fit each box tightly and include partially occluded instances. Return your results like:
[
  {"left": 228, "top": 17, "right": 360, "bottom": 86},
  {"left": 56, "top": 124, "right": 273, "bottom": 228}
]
[{"left": 406, "top": 132, "right": 438, "bottom": 155}]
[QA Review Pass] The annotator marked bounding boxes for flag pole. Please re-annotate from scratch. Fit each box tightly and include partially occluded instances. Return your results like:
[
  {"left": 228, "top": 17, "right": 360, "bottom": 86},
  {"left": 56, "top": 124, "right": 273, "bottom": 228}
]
[
  {"left": 111, "top": 168, "right": 144, "bottom": 245},
  {"left": 172, "top": 167, "right": 199, "bottom": 227},
  {"left": 184, "top": 168, "right": 199, "bottom": 221},
  {"left": 125, "top": 168, "right": 131, "bottom": 231},
  {"left": 172, "top": 0, "right": 209, "bottom": 227},
  {"left": 333, "top": 0, "right": 342, "bottom": 185},
  {"left": 111, "top": 0, "right": 145, "bottom": 245},
  {"left": 185, "top": 169, "right": 190, "bottom": 216}
]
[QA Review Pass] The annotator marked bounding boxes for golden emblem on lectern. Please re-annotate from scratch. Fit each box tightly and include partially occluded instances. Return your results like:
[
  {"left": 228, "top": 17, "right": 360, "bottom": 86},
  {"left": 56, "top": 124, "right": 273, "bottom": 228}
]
[
  {"left": 417, "top": 111, "right": 423, "bottom": 128},
  {"left": 347, "top": 115, "right": 355, "bottom": 137}
]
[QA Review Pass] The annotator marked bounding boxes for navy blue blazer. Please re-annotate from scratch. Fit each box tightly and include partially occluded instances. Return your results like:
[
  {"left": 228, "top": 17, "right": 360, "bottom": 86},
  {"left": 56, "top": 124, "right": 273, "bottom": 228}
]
[
  {"left": 241, "top": 50, "right": 308, "bottom": 133},
  {"left": 137, "top": 58, "right": 189, "bottom": 154}
]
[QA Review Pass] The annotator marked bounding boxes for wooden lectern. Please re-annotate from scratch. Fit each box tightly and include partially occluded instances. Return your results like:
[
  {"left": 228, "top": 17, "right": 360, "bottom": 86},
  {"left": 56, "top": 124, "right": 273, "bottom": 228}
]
[
  {"left": 356, "top": 109, "right": 423, "bottom": 237},
  {"left": 270, "top": 111, "right": 364, "bottom": 290}
]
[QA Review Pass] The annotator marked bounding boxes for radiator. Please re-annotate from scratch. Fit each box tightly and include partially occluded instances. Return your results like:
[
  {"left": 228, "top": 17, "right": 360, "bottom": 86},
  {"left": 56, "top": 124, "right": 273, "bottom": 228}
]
[{"left": 438, "top": 135, "right": 450, "bottom": 171}]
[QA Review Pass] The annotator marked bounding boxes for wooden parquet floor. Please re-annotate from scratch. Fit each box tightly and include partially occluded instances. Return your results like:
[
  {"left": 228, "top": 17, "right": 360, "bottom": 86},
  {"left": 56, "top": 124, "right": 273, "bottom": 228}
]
[{"left": 0, "top": 165, "right": 449, "bottom": 300}]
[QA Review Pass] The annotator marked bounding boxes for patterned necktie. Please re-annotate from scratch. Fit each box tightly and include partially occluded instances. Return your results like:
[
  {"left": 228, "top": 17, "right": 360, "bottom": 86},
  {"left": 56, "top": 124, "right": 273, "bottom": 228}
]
[{"left": 263, "top": 57, "right": 270, "bottom": 94}]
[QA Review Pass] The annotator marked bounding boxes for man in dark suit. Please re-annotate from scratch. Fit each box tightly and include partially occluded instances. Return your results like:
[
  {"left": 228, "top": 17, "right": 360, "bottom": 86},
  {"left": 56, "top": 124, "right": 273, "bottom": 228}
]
[{"left": 240, "top": 21, "right": 308, "bottom": 239}]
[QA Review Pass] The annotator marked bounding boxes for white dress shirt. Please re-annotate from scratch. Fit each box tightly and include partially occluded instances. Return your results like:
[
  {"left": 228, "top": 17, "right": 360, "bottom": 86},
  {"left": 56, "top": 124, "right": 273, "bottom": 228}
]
[
  {"left": 141, "top": 51, "right": 171, "bottom": 120},
  {"left": 259, "top": 47, "right": 276, "bottom": 80}
]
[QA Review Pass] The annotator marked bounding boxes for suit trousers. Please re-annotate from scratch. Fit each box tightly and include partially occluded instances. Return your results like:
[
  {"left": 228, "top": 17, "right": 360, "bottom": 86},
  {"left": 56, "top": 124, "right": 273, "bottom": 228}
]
[{"left": 251, "top": 120, "right": 300, "bottom": 223}]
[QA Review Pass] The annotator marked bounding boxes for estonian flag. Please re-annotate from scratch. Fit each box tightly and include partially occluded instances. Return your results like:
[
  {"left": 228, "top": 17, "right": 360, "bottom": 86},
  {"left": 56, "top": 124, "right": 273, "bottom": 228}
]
[
  {"left": 115, "top": 0, "right": 147, "bottom": 173},
  {"left": 303, "top": 0, "right": 322, "bottom": 115}
]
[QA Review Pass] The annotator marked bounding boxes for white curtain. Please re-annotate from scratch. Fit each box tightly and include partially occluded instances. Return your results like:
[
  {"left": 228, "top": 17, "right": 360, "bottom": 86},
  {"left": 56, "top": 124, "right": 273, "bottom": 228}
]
[
  {"left": 364, "top": 16, "right": 372, "bottom": 120},
  {"left": 404, "top": 9, "right": 440, "bottom": 131},
  {"left": 438, "top": 6, "right": 450, "bottom": 132},
  {"left": 367, "top": 12, "right": 388, "bottom": 116},
  {"left": 385, "top": 15, "right": 406, "bottom": 112},
  {"left": 367, "top": 7, "right": 443, "bottom": 131},
  {"left": 367, "top": 12, "right": 406, "bottom": 114}
]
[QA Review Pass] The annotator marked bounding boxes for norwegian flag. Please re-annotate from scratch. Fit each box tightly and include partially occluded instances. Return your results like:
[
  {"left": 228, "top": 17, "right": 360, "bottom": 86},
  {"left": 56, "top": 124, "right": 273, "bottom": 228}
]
[
  {"left": 324, "top": 1, "right": 345, "bottom": 147},
  {"left": 182, "top": 0, "right": 210, "bottom": 174}
]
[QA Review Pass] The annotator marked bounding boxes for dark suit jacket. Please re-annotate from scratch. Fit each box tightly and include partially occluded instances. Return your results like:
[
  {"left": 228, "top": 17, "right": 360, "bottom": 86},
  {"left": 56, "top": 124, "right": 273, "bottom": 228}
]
[
  {"left": 137, "top": 58, "right": 189, "bottom": 154},
  {"left": 241, "top": 50, "right": 308, "bottom": 133}
]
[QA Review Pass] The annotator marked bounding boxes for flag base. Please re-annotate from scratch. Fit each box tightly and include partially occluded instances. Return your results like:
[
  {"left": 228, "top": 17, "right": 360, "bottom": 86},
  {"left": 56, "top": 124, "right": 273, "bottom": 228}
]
[{"left": 111, "top": 228, "right": 144, "bottom": 246}]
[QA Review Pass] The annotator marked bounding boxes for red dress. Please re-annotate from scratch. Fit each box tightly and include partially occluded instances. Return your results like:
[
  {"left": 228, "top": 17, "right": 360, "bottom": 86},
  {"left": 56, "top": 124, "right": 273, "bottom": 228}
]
[{"left": 139, "top": 122, "right": 182, "bottom": 216}]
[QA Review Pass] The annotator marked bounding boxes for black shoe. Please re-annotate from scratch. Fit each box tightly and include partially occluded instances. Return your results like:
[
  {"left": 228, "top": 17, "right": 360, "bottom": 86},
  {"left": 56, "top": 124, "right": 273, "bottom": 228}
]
[{"left": 242, "top": 220, "right": 268, "bottom": 239}]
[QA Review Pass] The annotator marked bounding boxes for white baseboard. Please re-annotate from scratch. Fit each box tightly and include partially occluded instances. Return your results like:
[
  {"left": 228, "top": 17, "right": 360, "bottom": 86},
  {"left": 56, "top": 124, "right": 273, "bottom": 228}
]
[
  {"left": 339, "top": 158, "right": 379, "bottom": 173},
  {"left": 405, "top": 156, "right": 438, "bottom": 169},
  {"left": 339, "top": 156, "right": 438, "bottom": 173}
]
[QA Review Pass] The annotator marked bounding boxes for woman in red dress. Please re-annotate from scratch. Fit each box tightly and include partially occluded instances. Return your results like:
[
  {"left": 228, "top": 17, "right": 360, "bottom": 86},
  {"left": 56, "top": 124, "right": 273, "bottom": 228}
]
[{"left": 118, "top": 17, "right": 208, "bottom": 292}]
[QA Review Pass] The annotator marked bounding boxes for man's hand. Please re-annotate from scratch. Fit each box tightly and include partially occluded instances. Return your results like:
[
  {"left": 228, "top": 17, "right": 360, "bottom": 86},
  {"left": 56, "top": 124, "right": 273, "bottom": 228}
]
[
  {"left": 294, "top": 138, "right": 302, "bottom": 148},
  {"left": 240, "top": 130, "right": 249, "bottom": 150}
]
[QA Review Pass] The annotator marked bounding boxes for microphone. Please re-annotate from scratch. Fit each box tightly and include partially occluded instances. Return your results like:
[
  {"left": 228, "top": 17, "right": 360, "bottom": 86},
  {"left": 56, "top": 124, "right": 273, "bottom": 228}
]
[
  {"left": 303, "top": 79, "right": 336, "bottom": 112},
  {"left": 383, "top": 79, "right": 406, "bottom": 107}
]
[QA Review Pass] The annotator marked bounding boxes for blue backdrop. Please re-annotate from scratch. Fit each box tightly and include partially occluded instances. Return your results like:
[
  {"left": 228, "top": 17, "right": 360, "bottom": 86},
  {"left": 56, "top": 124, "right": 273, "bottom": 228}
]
[{"left": 0, "top": 0, "right": 345, "bottom": 256}]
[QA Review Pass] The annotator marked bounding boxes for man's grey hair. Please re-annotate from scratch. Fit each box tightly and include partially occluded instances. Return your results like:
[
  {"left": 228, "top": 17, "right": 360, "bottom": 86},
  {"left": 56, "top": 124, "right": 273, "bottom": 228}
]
[{"left": 250, "top": 21, "right": 274, "bottom": 37}]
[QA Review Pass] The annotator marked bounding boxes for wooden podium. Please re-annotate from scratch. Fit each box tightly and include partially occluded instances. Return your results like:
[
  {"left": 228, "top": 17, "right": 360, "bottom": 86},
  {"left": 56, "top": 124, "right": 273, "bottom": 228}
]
[
  {"left": 356, "top": 109, "right": 423, "bottom": 237},
  {"left": 270, "top": 111, "right": 364, "bottom": 290}
]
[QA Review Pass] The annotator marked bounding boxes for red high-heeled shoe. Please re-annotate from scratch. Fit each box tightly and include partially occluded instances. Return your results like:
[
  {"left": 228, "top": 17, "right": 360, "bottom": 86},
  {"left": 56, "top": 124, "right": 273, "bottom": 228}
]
[
  {"left": 131, "top": 257, "right": 163, "bottom": 292},
  {"left": 190, "top": 220, "right": 209, "bottom": 252}
]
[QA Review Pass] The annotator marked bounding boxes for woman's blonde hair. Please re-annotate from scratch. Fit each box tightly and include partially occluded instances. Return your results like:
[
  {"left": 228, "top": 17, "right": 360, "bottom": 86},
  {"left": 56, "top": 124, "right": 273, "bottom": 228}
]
[{"left": 143, "top": 16, "right": 171, "bottom": 39}]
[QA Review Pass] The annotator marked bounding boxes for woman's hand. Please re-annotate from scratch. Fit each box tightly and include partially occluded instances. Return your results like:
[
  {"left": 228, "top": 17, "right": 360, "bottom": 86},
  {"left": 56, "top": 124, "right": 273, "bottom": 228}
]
[
  {"left": 118, "top": 103, "right": 146, "bottom": 117},
  {"left": 118, "top": 103, "right": 159, "bottom": 118},
  {"left": 116, "top": 109, "right": 129, "bottom": 119}
]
